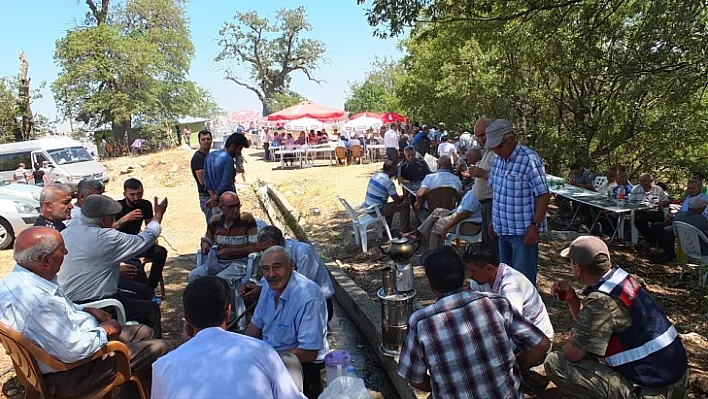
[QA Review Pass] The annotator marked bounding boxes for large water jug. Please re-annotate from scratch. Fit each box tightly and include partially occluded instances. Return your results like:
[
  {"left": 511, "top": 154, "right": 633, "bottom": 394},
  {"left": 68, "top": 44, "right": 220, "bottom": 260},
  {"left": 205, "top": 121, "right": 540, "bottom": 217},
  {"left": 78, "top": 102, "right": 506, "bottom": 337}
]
[{"left": 324, "top": 350, "right": 352, "bottom": 386}]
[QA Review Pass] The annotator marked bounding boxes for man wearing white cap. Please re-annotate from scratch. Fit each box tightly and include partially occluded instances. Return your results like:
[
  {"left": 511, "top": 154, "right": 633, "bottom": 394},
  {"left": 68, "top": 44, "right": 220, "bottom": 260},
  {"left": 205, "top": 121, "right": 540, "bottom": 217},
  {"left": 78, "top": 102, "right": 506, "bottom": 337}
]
[
  {"left": 479, "top": 119, "right": 550, "bottom": 285},
  {"left": 546, "top": 236, "right": 688, "bottom": 399}
]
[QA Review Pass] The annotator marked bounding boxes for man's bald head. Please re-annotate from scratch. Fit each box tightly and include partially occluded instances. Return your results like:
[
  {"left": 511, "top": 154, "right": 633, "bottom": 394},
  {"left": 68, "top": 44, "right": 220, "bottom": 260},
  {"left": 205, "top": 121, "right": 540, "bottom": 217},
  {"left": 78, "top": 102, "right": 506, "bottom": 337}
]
[
  {"left": 14, "top": 227, "right": 66, "bottom": 280},
  {"left": 220, "top": 191, "right": 239, "bottom": 203},
  {"left": 467, "top": 148, "right": 482, "bottom": 163},
  {"left": 438, "top": 155, "right": 452, "bottom": 169},
  {"left": 474, "top": 118, "right": 491, "bottom": 137}
]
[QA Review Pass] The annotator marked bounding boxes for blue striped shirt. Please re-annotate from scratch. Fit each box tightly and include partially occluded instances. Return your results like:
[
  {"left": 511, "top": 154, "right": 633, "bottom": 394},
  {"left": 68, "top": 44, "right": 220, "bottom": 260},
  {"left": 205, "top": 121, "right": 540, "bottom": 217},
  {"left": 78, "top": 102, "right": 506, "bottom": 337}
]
[
  {"left": 488, "top": 144, "right": 549, "bottom": 235},
  {"left": 365, "top": 171, "right": 399, "bottom": 208}
]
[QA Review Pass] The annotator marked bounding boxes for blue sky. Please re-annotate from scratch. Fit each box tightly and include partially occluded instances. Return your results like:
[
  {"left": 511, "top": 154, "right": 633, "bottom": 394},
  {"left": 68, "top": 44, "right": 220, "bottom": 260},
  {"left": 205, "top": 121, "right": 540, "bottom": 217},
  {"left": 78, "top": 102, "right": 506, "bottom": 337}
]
[{"left": 0, "top": 0, "right": 401, "bottom": 130}]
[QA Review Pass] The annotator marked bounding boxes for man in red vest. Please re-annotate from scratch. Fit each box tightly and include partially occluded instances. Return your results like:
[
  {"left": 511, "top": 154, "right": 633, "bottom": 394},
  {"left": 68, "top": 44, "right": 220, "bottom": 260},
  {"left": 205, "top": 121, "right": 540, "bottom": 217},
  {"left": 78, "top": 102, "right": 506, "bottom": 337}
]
[{"left": 546, "top": 236, "right": 688, "bottom": 399}]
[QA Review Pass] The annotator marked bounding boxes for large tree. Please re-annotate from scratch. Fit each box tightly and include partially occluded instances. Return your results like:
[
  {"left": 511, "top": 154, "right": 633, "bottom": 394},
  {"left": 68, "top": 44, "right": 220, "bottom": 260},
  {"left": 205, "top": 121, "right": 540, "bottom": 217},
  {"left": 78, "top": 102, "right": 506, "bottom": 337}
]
[
  {"left": 215, "top": 6, "right": 326, "bottom": 116},
  {"left": 359, "top": 0, "right": 708, "bottom": 179},
  {"left": 52, "top": 0, "right": 213, "bottom": 145}
]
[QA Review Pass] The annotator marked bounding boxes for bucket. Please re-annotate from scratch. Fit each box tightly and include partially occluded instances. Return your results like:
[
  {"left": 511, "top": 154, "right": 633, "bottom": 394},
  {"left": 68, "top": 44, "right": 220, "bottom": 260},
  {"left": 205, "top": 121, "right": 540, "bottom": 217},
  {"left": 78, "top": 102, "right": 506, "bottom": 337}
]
[{"left": 324, "top": 350, "right": 352, "bottom": 386}]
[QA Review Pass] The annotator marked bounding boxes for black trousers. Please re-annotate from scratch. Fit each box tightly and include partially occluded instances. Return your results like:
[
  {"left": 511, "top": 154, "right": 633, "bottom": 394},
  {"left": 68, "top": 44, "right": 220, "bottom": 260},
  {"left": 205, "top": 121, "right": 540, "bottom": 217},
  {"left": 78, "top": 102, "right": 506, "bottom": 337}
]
[
  {"left": 118, "top": 278, "right": 154, "bottom": 300},
  {"left": 133, "top": 244, "right": 167, "bottom": 289},
  {"left": 634, "top": 211, "right": 665, "bottom": 244},
  {"left": 111, "top": 292, "right": 162, "bottom": 339},
  {"left": 653, "top": 222, "right": 676, "bottom": 258},
  {"left": 303, "top": 361, "right": 325, "bottom": 399},
  {"left": 386, "top": 147, "right": 398, "bottom": 162},
  {"left": 326, "top": 298, "right": 334, "bottom": 323},
  {"left": 263, "top": 143, "right": 270, "bottom": 160}
]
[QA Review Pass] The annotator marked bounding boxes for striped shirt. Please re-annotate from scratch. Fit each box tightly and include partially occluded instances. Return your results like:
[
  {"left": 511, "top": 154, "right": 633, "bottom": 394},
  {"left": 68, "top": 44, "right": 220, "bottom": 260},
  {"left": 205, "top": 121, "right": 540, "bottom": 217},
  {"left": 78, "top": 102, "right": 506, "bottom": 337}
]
[
  {"left": 397, "top": 289, "right": 545, "bottom": 399},
  {"left": 628, "top": 184, "right": 669, "bottom": 206},
  {"left": 204, "top": 213, "right": 258, "bottom": 274},
  {"left": 488, "top": 144, "right": 549, "bottom": 235},
  {"left": 364, "top": 171, "right": 399, "bottom": 208},
  {"left": 469, "top": 263, "right": 554, "bottom": 340}
]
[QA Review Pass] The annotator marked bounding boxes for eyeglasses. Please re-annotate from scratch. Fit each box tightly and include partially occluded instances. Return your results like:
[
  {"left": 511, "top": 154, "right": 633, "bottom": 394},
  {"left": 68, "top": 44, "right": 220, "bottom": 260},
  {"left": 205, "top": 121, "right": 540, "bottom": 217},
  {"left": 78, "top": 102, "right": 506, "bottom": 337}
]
[{"left": 221, "top": 202, "right": 241, "bottom": 210}]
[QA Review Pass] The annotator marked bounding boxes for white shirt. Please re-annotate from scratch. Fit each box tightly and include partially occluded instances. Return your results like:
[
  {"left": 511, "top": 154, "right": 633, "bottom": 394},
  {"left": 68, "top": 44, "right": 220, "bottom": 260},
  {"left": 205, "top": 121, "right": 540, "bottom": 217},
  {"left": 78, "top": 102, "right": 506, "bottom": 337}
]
[
  {"left": 0, "top": 265, "right": 107, "bottom": 374},
  {"left": 437, "top": 142, "right": 457, "bottom": 159},
  {"left": 383, "top": 129, "right": 398, "bottom": 148},
  {"left": 628, "top": 184, "right": 669, "bottom": 205},
  {"left": 14, "top": 167, "right": 28, "bottom": 183},
  {"left": 469, "top": 263, "right": 554, "bottom": 340},
  {"left": 151, "top": 327, "right": 305, "bottom": 399}
]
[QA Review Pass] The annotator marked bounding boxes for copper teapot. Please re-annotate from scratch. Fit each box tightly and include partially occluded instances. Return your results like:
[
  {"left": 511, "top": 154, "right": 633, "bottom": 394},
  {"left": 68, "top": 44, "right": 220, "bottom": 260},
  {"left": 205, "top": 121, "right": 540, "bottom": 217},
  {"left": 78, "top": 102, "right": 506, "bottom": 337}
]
[{"left": 380, "top": 237, "right": 420, "bottom": 263}]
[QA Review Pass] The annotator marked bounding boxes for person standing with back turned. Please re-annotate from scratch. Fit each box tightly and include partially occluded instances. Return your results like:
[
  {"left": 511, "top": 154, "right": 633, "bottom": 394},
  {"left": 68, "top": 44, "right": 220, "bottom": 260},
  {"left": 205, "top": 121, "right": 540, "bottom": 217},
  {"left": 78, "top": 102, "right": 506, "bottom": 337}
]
[{"left": 203, "top": 133, "right": 249, "bottom": 211}]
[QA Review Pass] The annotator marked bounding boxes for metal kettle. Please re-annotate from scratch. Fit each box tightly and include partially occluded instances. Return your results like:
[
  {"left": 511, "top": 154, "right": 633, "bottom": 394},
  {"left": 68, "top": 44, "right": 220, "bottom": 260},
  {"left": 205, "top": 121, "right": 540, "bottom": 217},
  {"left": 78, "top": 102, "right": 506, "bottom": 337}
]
[
  {"left": 380, "top": 237, "right": 420, "bottom": 263},
  {"left": 381, "top": 263, "right": 415, "bottom": 294}
]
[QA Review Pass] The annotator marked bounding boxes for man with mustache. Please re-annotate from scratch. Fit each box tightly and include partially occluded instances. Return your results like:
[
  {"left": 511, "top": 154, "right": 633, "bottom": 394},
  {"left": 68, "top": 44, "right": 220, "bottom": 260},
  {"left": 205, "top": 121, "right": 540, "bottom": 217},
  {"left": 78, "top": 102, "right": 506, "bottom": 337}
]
[
  {"left": 245, "top": 246, "right": 328, "bottom": 399},
  {"left": 34, "top": 183, "right": 74, "bottom": 232}
]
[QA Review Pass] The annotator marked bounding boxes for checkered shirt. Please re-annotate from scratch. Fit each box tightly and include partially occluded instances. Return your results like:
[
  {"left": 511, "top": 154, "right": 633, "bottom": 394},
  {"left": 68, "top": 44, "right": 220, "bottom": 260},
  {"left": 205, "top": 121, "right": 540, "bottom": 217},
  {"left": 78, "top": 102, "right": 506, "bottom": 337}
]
[
  {"left": 397, "top": 289, "right": 546, "bottom": 399},
  {"left": 488, "top": 144, "right": 549, "bottom": 235}
]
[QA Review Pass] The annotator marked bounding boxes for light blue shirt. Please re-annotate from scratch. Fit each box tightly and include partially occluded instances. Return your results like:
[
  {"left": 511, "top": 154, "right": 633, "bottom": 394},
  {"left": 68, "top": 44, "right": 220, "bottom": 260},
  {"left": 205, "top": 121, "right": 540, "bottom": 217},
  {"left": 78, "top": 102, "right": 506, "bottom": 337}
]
[
  {"left": 456, "top": 189, "right": 482, "bottom": 217},
  {"left": 286, "top": 239, "right": 334, "bottom": 299},
  {"left": 0, "top": 265, "right": 107, "bottom": 374},
  {"left": 421, "top": 169, "right": 462, "bottom": 192},
  {"left": 151, "top": 327, "right": 305, "bottom": 399},
  {"left": 58, "top": 219, "right": 161, "bottom": 302},
  {"left": 251, "top": 271, "right": 329, "bottom": 361}
]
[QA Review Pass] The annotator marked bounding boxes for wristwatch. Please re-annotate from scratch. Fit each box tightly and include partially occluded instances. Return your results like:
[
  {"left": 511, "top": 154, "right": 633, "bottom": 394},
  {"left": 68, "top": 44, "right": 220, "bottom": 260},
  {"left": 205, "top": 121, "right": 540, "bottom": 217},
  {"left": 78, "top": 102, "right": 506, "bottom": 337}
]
[{"left": 533, "top": 221, "right": 543, "bottom": 229}]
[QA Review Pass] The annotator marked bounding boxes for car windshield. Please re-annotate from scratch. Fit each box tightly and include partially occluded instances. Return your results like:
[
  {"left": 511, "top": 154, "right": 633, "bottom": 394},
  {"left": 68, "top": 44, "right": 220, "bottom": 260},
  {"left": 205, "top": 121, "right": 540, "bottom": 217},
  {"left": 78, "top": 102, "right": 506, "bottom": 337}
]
[{"left": 47, "top": 147, "right": 93, "bottom": 165}]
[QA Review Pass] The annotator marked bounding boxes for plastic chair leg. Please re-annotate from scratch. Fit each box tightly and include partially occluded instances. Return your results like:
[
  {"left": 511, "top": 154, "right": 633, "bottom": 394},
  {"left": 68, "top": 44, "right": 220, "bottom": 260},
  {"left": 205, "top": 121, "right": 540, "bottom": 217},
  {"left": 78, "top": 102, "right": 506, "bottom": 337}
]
[
  {"left": 360, "top": 226, "right": 368, "bottom": 252},
  {"left": 375, "top": 221, "right": 383, "bottom": 239},
  {"left": 352, "top": 222, "right": 361, "bottom": 245}
]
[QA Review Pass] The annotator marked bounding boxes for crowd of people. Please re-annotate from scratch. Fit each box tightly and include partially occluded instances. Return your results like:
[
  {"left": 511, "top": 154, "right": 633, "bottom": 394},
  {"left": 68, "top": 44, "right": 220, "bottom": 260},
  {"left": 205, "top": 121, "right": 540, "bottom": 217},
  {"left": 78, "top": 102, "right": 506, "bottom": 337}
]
[
  {"left": 359, "top": 117, "right": 691, "bottom": 398},
  {"left": 0, "top": 116, "right": 699, "bottom": 399}
]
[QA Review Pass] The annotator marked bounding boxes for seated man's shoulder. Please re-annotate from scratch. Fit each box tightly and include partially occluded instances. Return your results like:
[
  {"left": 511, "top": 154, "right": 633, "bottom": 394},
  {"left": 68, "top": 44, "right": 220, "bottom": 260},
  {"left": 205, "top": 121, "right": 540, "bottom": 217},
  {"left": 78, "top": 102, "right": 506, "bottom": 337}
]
[
  {"left": 239, "top": 212, "right": 257, "bottom": 223},
  {"left": 292, "top": 272, "right": 324, "bottom": 297}
]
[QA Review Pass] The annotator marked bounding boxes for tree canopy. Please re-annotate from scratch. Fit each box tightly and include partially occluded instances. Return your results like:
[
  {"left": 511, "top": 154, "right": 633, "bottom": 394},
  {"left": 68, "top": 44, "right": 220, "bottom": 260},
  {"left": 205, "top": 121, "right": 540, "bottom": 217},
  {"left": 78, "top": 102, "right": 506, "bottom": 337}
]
[
  {"left": 344, "top": 57, "right": 403, "bottom": 115},
  {"left": 215, "top": 6, "right": 326, "bottom": 116},
  {"left": 358, "top": 0, "right": 708, "bottom": 181},
  {"left": 52, "top": 0, "right": 220, "bottom": 145}
]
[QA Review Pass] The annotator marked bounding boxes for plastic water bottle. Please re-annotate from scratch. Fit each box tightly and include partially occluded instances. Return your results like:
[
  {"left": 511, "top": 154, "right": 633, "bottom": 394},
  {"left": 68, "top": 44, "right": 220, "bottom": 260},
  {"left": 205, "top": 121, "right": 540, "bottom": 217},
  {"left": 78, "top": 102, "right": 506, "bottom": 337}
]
[
  {"left": 347, "top": 365, "right": 356, "bottom": 377},
  {"left": 617, "top": 186, "right": 625, "bottom": 206}
]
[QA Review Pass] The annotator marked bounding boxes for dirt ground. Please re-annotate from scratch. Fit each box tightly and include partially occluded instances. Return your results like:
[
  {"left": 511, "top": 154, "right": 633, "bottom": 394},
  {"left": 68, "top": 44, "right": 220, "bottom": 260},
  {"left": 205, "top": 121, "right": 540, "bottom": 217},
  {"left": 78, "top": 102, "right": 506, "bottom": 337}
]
[{"left": 1, "top": 145, "right": 707, "bottom": 398}]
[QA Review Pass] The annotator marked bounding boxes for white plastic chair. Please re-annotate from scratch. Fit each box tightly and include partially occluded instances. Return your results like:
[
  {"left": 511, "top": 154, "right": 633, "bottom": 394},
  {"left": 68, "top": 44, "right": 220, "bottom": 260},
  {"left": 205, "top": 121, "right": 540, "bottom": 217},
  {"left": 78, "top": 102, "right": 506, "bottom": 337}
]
[
  {"left": 444, "top": 214, "right": 483, "bottom": 246},
  {"left": 195, "top": 251, "right": 259, "bottom": 286},
  {"left": 83, "top": 298, "right": 137, "bottom": 325},
  {"left": 673, "top": 221, "right": 708, "bottom": 286},
  {"left": 593, "top": 176, "right": 608, "bottom": 191},
  {"left": 336, "top": 196, "right": 393, "bottom": 252}
]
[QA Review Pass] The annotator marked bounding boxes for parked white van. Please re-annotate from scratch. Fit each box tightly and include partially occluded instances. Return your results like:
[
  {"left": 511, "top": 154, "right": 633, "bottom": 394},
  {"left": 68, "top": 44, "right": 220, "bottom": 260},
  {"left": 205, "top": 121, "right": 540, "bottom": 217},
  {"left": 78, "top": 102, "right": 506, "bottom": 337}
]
[{"left": 0, "top": 137, "right": 110, "bottom": 190}]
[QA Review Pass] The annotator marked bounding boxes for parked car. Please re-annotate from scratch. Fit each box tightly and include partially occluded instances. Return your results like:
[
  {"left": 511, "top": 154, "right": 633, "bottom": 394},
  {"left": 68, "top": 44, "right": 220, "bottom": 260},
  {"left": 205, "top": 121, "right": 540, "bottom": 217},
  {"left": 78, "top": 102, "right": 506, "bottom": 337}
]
[
  {"left": 0, "top": 194, "right": 40, "bottom": 249},
  {"left": 0, "top": 182, "right": 42, "bottom": 203}
]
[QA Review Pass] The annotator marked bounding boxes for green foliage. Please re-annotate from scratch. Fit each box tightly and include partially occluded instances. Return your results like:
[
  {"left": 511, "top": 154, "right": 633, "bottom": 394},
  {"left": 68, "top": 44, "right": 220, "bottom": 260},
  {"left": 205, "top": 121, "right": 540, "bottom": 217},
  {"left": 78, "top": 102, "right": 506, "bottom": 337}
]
[
  {"left": 344, "top": 57, "right": 403, "bottom": 115},
  {"left": 216, "top": 7, "right": 326, "bottom": 115},
  {"left": 52, "top": 0, "right": 218, "bottom": 144},
  {"left": 264, "top": 91, "right": 307, "bottom": 113},
  {"left": 360, "top": 0, "right": 708, "bottom": 179},
  {"left": 0, "top": 77, "right": 18, "bottom": 143}
]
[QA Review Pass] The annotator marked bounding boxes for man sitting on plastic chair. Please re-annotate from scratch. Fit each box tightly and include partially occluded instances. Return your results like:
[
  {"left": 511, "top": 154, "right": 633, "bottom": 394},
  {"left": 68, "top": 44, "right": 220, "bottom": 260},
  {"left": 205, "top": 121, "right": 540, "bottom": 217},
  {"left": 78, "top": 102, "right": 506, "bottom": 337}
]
[
  {"left": 404, "top": 187, "right": 482, "bottom": 249},
  {"left": 188, "top": 191, "right": 260, "bottom": 330}
]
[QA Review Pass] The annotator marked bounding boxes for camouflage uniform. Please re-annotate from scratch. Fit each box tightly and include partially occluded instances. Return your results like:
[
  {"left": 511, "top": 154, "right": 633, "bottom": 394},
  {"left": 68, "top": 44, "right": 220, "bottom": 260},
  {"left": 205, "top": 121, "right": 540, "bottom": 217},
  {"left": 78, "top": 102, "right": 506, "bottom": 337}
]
[{"left": 544, "top": 292, "right": 688, "bottom": 399}]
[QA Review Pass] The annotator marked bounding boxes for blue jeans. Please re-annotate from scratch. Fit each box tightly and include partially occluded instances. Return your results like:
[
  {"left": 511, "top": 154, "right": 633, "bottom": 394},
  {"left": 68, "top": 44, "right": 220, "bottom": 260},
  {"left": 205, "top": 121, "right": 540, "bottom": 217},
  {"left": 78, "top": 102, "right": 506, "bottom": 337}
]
[
  {"left": 199, "top": 195, "right": 213, "bottom": 225},
  {"left": 498, "top": 235, "right": 539, "bottom": 285}
]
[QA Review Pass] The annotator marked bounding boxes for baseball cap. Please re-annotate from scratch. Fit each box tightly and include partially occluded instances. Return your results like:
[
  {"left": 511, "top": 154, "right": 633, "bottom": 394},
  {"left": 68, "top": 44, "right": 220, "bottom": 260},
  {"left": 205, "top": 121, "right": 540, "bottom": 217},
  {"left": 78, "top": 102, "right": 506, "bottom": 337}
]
[
  {"left": 688, "top": 196, "right": 708, "bottom": 210},
  {"left": 484, "top": 119, "right": 514, "bottom": 149},
  {"left": 81, "top": 194, "right": 123, "bottom": 218},
  {"left": 560, "top": 235, "right": 611, "bottom": 266}
]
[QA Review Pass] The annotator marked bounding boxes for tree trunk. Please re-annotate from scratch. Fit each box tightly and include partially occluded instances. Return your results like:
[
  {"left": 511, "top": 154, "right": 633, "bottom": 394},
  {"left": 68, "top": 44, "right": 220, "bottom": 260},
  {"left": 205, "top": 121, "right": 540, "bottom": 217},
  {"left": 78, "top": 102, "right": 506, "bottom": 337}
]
[
  {"left": 17, "top": 52, "right": 34, "bottom": 141},
  {"left": 261, "top": 100, "right": 271, "bottom": 117}
]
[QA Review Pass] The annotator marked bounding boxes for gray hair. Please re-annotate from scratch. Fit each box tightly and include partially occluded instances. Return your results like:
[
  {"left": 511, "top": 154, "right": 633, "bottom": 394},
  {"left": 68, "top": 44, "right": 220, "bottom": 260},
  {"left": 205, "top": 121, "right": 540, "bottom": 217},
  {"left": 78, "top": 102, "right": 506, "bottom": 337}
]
[
  {"left": 77, "top": 179, "right": 104, "bottom": 197},
  {"left": 687, "top": 179, "right": 701, "bottom": 187},
  {"left": 262, "top": 245, "right": 292, "bottom": 265},
  {"left": 79, "top": 213, "right": 102, "bottom": 226},
  {"left": 39, "top": 183, "right": 72, "bottom": 205},
  {"left": 14, "top": 234, "right": 62, "bottom": 265},
  {"left": 257, "top": 225, "right": 284, "bottom": 243},
  {"left": 403, "top": 145, "right": 416, "bottom": 154}
]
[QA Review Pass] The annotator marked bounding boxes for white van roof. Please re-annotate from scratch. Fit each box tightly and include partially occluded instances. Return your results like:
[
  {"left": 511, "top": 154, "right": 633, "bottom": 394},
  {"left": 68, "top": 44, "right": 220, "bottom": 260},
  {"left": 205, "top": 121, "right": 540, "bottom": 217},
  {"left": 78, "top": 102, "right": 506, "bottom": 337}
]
[{"left": 0, "top": 137, "right": 86, "bottom": 154}]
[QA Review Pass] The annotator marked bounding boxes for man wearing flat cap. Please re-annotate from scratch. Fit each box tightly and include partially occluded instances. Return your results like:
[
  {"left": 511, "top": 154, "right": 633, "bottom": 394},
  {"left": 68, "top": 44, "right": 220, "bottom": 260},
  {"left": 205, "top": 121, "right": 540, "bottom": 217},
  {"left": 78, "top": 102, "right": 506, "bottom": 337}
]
[
  {"left": 653, "top": 188, "right": 708, "bottom": 263},
  {"left": 58, "top": 194, "right": 168, "bottom": 336},
  {"left": 545, "top": 236, "right": 688, "bottom": 399},
  {"left": 477, "top": 118, "right": 550, "bottom": 285}
]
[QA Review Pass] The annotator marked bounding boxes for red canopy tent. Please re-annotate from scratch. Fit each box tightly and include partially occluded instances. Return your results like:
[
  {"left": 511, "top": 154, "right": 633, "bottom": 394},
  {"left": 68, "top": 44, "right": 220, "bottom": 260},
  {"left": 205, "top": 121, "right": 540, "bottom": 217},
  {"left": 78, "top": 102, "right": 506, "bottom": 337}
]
[
  {"left": 267, "top": 101, "right": 345, "bottom": 122},
  {"left": 380, "top": 112, "right": 408, "bottom": 124}
]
